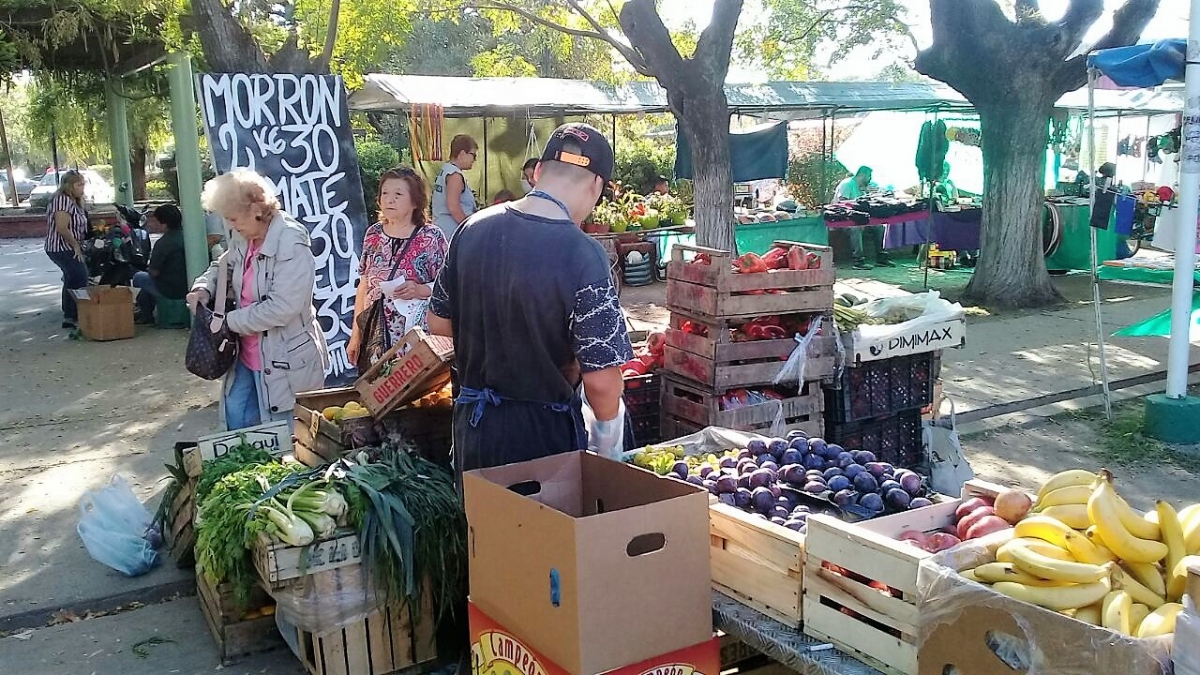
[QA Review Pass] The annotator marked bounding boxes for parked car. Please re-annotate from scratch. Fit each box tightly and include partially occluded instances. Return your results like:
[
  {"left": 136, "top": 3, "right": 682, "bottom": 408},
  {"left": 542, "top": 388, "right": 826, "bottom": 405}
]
[
  {"left": 29, "top": 169, "right": 115, "bottom": 210},
  {"left": 0, "top": 171, "right": 38, "bottom": 203}
]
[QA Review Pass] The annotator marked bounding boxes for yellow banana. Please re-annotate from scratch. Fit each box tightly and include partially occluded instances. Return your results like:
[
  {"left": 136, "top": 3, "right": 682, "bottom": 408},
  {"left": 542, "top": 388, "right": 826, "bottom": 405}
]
[
  {"left": 1037, "top": 469, "right": 1098, "bottom": 500},
  {"left": 1063, "top": 530, "right": 1116, "bottom": 565},
  {"left": 1074, "top": 602, "right": 1103, "bottom": 625},
  {"left": 1130, "top": 603, "right": 1151, "bottom": 633},
  {"left": 1087, "top": 471, "right": 1169, "bottom": 564},
  {"left": 1183, "top": 509, "right": 1200, "bottom": 555},
  {"left": 1111, "top": 566, "right": 1166, "bottom": 609},
  {"left": 1171, "top": 556, "right": 1200, "bottom": 592},
  {"left": 992, "top": 579, "right": 1111, "bottom": 611},
  {"left": 1040, "top": 504, "right": 1091, "bottom": 529},
  {"left": 1121, "top": 561, "right": 1167, "bottom": 597},
  {"left": 1035, "top": 485, "right": 1092, "bottom": 511},
  {"left": 1179, "top": 504, "right": 1200, "bottom": 526},
  {"left": 1114, "top": 495, "right": 1161, "bottom": 540},
  {"left": 1008, "top": 544, "right": 1111, "bottom": 584},
  {"left": 1157, "top": 501, "right": 1187, "bottom": 601},
  {"left": 1102, "top": 590, "right": 1133, "bottom": 635},
  {"left": 960, "top": 568, "right": 982, "bottom": 583},
  {"left": 997, "top": 537, "right": 1075, "bottom": 564},
  {"left": 1136, "top": 603, "right": 1184, "bottom": 638},
  {"left": 973, "top": 562, "right": 1068, "bottom": 587},
  {"left": 1014, "top": 515, "right": 1075, "bottom": 549}
]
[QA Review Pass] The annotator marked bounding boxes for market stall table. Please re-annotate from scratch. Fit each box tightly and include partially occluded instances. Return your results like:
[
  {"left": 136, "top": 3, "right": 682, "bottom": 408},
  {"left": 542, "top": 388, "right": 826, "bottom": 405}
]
[
  {"left": 713, "top": 592, "right": 884, "bottom": 675},
  {"left": 882, "top": 209, "right": 982, "bottom": 251}
]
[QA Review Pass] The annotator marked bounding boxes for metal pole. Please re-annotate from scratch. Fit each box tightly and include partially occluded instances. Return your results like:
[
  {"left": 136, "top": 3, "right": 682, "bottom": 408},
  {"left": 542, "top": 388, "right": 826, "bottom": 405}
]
[
  {"left": 105, "top": 78, "right": 135, "bottom": 207},
  {"left": 1143, "top": 115, "right": 1152, "bottom": 181},
  {"left": 0, "top": 109, "right": 19, "bottom": 205},
  {"left": 1165, "top": 15, "right": 1200, "bottom": 399},
  {"left": 167, "top": 52, "right": 209, "bottom": 283},
  {"left": 482, "top": 117, "right": 489, "bottom": 202},
  {"left": 1087, "top": 69, "right": 1113, "bottom": 419},
  {"left": 50, "top": 123, "right": 60, "bottom": 184}
]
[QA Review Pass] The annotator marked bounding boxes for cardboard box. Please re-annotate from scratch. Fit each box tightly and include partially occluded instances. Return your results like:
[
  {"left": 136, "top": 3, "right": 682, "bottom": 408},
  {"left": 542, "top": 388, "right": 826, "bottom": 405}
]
[
  {"left": 197, "top": 420, "right": 292, "bottom": 461},
  {"left": 918, "top": 560, "right": 1170, "bottom": 675},
  {"left": 845, "top": 316, "right": 966, "bottom": 364},
  {"left": 73, "top": 286, "right": 135, "bottom": 341},
  {"left": 354, "top": 328, "right": 454, "bottom": 417},
  {"left": 469, "top": 601, "right": 720, "bottom": 675},
  {"left": 464, "top": 452, "right": 712, "bottom": 675}
]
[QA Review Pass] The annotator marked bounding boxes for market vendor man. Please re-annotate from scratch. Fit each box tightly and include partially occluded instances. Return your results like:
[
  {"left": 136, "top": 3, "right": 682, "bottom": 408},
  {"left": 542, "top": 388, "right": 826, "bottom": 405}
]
[
  {"left": 834, "top": 166, "right": 892, "bottom": 270},
  {"left": 427, "top": 122, "right": 632, "bottom": 475}
]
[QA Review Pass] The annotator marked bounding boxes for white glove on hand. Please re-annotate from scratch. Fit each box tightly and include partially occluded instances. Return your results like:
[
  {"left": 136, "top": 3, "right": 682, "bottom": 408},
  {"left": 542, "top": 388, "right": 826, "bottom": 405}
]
[{"left": 581, "top": 390, "right": 626, "bottom": 460}]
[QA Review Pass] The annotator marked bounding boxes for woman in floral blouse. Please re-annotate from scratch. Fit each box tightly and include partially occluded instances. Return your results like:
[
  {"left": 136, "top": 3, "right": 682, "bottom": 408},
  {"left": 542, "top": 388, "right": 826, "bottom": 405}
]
[{"left": 348, "top": 167, "right": 448, "bottom": 368}]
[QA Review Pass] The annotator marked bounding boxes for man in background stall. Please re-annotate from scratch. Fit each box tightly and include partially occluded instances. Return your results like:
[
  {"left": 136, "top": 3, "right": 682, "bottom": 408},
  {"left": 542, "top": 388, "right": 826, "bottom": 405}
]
[{"left": 834, "top": 166, "right": 891, "bottom": 270}]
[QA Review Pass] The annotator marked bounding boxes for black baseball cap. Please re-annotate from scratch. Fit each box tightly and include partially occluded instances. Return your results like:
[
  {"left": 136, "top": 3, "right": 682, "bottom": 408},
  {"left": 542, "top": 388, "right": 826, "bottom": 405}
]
[{"left": 540, "top": 123, "right": 614, "bottom": 184}]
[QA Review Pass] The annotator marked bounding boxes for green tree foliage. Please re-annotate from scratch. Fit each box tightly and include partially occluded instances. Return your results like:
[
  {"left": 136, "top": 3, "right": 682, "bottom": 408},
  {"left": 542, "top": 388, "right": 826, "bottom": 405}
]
[
  {"left": 385, "top": 9, "right": 617, "bottom": 80},
  {"left": 736, "top": 0, "right": 917, "bottom": 79},
  {"left": 356, "top": 137, "right": 400, "bottom": 222}
]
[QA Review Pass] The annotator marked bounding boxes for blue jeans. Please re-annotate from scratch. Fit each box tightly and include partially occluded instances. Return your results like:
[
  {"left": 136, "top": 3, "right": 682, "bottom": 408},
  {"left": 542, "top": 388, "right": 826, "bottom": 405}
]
[
  {"left": 225, "top": 361, "right": 263, "bottom": 430},
  {"left": 46, "top": 249, "right": 89, "bottom": 321},
  {"left": 131, "top": 271, "right": 159, "bottom": 315}
]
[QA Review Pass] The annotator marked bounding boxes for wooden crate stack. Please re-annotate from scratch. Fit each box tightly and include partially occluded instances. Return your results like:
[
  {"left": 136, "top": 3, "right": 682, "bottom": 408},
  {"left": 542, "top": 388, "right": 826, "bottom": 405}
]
[
  {"left": 196, "top": 565, "right": 284, "bottom": 664},
  {"left": 163, "top": 444, "right": 204, "bottom": 567},
  {"left": 661, "top": 242, "right": 836, "bottom": 439}
]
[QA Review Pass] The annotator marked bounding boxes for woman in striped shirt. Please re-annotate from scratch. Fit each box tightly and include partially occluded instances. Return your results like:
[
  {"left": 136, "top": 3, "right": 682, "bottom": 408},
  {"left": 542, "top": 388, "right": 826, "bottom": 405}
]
[{"left": 44, "top": 171, "right": 90, "bottom": 329}]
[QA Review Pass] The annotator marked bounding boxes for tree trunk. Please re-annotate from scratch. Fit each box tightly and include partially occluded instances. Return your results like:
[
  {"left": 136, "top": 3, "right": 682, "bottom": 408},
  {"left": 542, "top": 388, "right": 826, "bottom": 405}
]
[
  {"left": 965, "top": 100, "right": 1063, "bottom": 308},
  {"left": 130, "top": 141, "right": 147, "bottom": 201},
  {"left": 673, "top": 91, "right": 735, "bottom": 254}
]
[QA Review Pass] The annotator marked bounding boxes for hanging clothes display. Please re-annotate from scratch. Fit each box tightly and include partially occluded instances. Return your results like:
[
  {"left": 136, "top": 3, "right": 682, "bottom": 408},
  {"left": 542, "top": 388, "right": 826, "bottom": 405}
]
[{"left": 409, "top": 104, "right": 445, "bottom": 163}]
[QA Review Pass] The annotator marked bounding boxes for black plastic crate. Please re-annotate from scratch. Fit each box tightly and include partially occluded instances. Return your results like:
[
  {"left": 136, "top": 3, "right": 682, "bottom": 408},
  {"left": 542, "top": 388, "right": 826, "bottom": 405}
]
[
  {"left": 624, "top": 372, "right": 662, "bottom": 446},
  {"left": 826, "top": 409, "right": 924, "bottom": 469},
  {"left": 824, "top": 352, "right": 940, "bottom": 423}
]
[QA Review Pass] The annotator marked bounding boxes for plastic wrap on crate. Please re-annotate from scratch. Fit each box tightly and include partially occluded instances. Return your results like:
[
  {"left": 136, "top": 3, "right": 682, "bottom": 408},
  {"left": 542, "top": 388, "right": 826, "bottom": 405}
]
[
  {"left": 621, "top": 426, "right": 771, "bottom": 462},
  {"left": 266, "top": 565, "right": 384, "bottom": 636},
  {"left": 712, "top": 591, "right": 885, "bottom": 675},
  {"left": 915, "top": 539, "right": 1172, "bottom": 675}
]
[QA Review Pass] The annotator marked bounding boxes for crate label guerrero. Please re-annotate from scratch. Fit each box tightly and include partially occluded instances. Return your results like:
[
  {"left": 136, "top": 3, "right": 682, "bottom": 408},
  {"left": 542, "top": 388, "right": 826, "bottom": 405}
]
[{"left": 370, "top": 350, "right": 428, "bottom": 403}]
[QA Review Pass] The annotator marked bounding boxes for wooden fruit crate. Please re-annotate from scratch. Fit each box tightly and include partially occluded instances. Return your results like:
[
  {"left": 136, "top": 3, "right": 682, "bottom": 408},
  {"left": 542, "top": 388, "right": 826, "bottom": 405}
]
[
  {"left": 196, "top": 566, "right": 283, "bottom": 664},
  {"left": 665, "top": 315, "right": 838, "bottom": 390},
  {"left": 295, "top": 595, "right": 437, "bottom": 675},
  {"left": 710, "top": 501, "right": 807, "bottom": 627},
  {"left": 801, "top": 480, "right": 1005, "bottom": 675},
  {"left": 252, "top": 529, "right": 363, "bottom": 591},
  {"left": 164, "top": 445, "right": 203, "bottom": 567},
  {"left": 666, "top": 242, "right": 834, "bottom": 319},
  {"left": 660, "top": 374, "right": 824, "bottom": 438}
]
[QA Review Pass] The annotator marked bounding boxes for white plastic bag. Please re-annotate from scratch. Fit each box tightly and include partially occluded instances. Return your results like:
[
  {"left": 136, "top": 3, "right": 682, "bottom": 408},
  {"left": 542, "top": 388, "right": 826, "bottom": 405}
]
[
  {"left": 77, "top": 475, "right": 159, "bottom": 577},
  {"left": 582, "top": 389, "right": 626, "bottom": 460},
  {"left": 773, "top": 316, "right": 824, "bottom": 387},
  {"left": 924, "top": 397, "right": 974, "bottom": 495}
]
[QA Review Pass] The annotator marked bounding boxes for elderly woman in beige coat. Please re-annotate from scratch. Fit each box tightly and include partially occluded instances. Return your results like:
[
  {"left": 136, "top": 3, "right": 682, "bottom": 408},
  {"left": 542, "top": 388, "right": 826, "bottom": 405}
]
[{"left": 187, "top": 169, "right": 328, "bottom": 430}]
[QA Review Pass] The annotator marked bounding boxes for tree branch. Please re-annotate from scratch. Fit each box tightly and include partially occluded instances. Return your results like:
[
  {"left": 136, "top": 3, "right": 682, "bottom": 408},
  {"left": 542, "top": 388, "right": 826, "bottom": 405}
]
[
  {"left": 617, "top": 0, "right": 685, "bottom": 76},
  {"left": 1014, "top": 0, "right": 1041, "bottom": 22},
  {"left": 191, "top": 0, "right": 272, "bottom": 73},
  {"left": 317, "top": 0, "right": 341, "bottom": 72},
  {"left": 1048, "top": 0, "right": 1103, "bottom": 59},
  {"left": 1052, "top": 0, "right": 1161, "bottom": 92},
  {"left": 475, "top": 1, "right": 651, "bottom": 74},
  {"left": 695, "top": 0, "right": 743, "bottom": 74}
]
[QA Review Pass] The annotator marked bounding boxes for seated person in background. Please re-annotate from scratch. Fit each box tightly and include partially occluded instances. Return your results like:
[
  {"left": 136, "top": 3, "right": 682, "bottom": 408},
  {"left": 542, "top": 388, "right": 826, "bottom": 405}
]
[
  {"left": 133, "top": 204, "right": 189, "bottom": 324},
  {"left": 652, "top": 176, "right": 670, "bottom": 195},
  {"left": 205, "top": 211, "right": 227, "bottom": 260},
  {"left": 834, "top": 166, "right": 891, "bottom": 270},
  {"left": 521, "top": 158, "right": 538, "bottom": 193},
  {"left": 934, "top": 161, "right": 959, "bottom": 207},
  {"left": 493, "top": 189, "right": 517, "bottom": 205}
]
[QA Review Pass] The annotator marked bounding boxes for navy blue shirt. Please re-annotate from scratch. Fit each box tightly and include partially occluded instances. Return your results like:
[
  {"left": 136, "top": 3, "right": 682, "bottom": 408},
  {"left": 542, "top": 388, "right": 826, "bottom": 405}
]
[
  {"left": 430, "top": 203, "right": 632, "bottom": 402},
  {"left": 430, "top": 203, "right": 632, "bottom": 471}
]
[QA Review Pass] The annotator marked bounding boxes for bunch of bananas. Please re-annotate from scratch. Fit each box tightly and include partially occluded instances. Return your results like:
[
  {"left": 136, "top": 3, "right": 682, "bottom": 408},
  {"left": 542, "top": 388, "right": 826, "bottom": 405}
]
[{"left": 960, "top": 468, "right": 1200, "bottom": 637}]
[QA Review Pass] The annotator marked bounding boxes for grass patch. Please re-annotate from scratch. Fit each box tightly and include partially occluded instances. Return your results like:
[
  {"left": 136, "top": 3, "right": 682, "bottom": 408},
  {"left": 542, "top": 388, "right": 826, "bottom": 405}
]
[{"left": 1062, "top": 401, "right": 1200, "bottom": 473}]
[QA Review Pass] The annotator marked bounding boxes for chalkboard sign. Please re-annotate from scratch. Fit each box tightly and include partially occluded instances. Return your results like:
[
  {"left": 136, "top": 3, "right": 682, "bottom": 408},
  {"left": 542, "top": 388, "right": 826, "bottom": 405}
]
[{"left": 197, "top": 73, "right": 366, "bottom": 382}]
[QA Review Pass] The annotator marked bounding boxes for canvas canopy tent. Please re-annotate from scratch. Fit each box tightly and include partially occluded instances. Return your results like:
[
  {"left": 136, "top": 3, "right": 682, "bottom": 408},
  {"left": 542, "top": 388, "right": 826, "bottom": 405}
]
[{"left": 1087, "top": 39, "right": 1198, "bottom": 408}]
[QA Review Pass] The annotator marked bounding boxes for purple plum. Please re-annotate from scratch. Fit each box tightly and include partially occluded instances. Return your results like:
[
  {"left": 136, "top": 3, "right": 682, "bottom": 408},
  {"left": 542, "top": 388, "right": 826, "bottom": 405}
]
[
  {"left": 909, "top": 497, "right": 933, "bottom": 509},
  {"left": 781, "top": 448, "right": 803, "bottom": 466},
  {"left": 803, "top": 480, "right": 827, "bottom": 494},
  {"left": 770, "top": 516, "right": 788, "bottom": 526},
  {"left": 788, "top": 437, "right": 810, "bottom": 452},
  {"left": 880, "top": 480, "right": 901, "bottom": 494},
  {"left": 756, "top": 453, "right": 774, "bottom": 466},
  {"left": 715, "top": 476, "right": 738, "bottom": 494},
  {"left": 783, "top": 519, "right": 806, "bottom": 532},
  {"left": 748, "top": 468, "right": 775, "bottom": 490},
  {"left": 853, "top": 472, "right": 879, "bottom": 494},
  {"left": 719, "top": 456, "right": 737, "bottom": 469},
  {"left": 786, "top": 429, "right": 809, "bottom": 441},
  {"left": 856, "top": 450, "right": 877, "bottom": 464},
  {"left": 734, "top": 487, "right": 753, "bottom": 508},
  {"left": 865, "top": 462, "right": 887, "bottom": 479},
  {"left": 828, "top": 475, "right": 852, "bottom": 492},
  {"left": 760, "top": 461, "right": 779, "bottom": 473},
  {"left": 822, "top": 467, "right": 844, "bottom": 481},
  {"left": 752, "top": 487, "right": 775, "bottom": 513},
  {"left": 686, "top": 475, "right": 704, "bottom": 487},
  {"left": 844, "top": 464, "right": 866, "bottom": 479},
  {"left": 737, "top": 474, "right": 752, "bottom": 490},
  {"left": 698, "top": 465, "right": 714, "bottom": 479},
  {"left": 885, "top": 488, "right": 912, "bottom": 511},
  {"left": 703, "top": 479, "right": 718, "bottom": 494},
  {"left": 808, "top": 437, "right": 828, "bottom": 457},
  {"left": 718, "top": 493, "right": 736, "bottom": 507},
  {"left": 769, "top": 485, "right": 782, "bottom": 499},
  {"left": 771, "top": 505, "right": 792, "bottom": 520},
  {"left": 859, "top": 492, "right": 885, "bottom": 513},
  {"left": 803, "top": 454, "right": 825, "bottom": 471},
  {"left": 746, "top": 440, "right": 768, "bottom": 456},
  {"left": 833, "top": 489, "right": 857, "bottom": 507},
  {"left": 768, "top": 438, "right": 789, "bottom": 458}
]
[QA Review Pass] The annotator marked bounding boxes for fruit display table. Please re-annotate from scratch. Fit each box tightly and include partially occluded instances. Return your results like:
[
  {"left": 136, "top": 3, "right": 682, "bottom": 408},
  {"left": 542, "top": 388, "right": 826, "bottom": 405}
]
[{"left": 713, "top": 592, "right": 884, "bottom": 675}]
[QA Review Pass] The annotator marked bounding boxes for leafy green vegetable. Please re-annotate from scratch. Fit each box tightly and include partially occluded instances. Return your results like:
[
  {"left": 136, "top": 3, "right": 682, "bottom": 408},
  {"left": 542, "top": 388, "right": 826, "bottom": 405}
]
[
  {"left": 196, "top": 442, "right": 274, "bottom": 502},
  {"left": 195, "top": 462, "right": 300, "bottom": 605}
]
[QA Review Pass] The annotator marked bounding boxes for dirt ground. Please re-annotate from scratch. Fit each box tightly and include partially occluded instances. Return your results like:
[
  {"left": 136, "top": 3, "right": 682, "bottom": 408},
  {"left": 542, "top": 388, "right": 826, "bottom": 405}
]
[{"left": 961, "top": 395, "right": 1200, "bottom": 512}]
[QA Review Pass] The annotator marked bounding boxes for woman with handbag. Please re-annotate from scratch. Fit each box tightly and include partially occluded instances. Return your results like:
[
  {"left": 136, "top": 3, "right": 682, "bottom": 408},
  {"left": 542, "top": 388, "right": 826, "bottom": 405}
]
[
  {"left": 347, "top": 167, "right": 448, "bottom": 371},
  {"left": 186, "top": 169, "right": 329, "bottom": 431}
]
